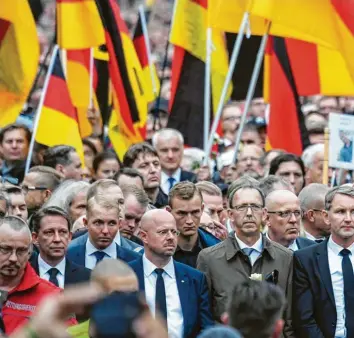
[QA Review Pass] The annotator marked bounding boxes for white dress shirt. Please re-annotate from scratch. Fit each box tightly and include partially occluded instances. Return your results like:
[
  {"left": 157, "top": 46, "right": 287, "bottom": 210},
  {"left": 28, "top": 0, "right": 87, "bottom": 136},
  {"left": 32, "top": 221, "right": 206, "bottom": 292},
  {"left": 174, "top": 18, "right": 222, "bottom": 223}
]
[
  {"left": 235, "top": 233, "right": 263, "bottom": 265},
  {"left": 38, "top": 255, "right": 66, "bottom": 289},
  {"left": 142, "top": 254, "right": 184, "bottom": 338},
  {"left": 305, "top": 230, "right": 326, "bottom": 242},
  {"left": 328, "top": 236, "right": 354, "bottom": 338},
  {"left": 114, "top": 231, "right": 121, "bottom": 245},
  {"left": 161, "top": 168, "right": 181, "bottom": 195},
  {"left": 85, "top": 238, "right": 117, "bottom": 270},
  {"left": 288, "top": 240, "right": 299, "bottom": 252}
]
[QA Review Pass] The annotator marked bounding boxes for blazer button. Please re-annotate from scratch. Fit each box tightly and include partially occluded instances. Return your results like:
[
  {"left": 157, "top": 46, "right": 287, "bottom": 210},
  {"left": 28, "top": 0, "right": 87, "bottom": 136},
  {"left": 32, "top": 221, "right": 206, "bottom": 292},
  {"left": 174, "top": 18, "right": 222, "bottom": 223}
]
[{"left": 332, "top": 323, "right": 335, "bottom": 327}]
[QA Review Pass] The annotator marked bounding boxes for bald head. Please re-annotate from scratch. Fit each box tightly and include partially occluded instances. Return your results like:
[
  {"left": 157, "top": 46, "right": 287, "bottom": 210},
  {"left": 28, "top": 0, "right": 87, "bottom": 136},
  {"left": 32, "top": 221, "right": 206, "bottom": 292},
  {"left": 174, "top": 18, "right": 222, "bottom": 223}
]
[
  {"left": 141, "top": 209, "right": 176, "bottom": 231},
  {"left": 266, "top": 190, "right": 299, "bottom": 209},
  {"left": 91, "top": 258, "right": 138, "bottom": 292}
]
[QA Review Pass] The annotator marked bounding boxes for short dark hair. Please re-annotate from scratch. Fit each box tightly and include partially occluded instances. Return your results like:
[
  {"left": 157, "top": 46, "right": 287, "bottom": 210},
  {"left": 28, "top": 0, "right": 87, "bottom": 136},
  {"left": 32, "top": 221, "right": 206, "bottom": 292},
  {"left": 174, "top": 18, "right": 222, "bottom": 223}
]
[
  {"left": 42, "top": 145, "right": 76, "bottom": 168},
  {"left": 259, "top": 175, "right": 292, "bottom": 198},
  {"left": 259, "top": 149, "right": 285, "bottom": 167},
  {"left": 168, "top": 181, "right": 203, "bottom": 208},
  {"left": 82, "top": 138, "right": 98, "bottom": 156},
  {"left": 0, "top": 123, "right": 31, "bottom": 144},
  {"left": 268, "top": 153, "right": 305, "bottom": 178},
  {"left": 228, "top": 280, "right": 286, "bottom": 338},
  {"left": 92, "top": 150, "right": 119, "bottom": 174},
  {"left": 113, "top": 168, "right": 144, "bottom": 184},
  {"left": 31, "top": 206, "right": 71, "bottom": 233},
  {"left": 28, "top": 166, "right": 63, "bottom": 191},
  {"left": 121, "top": 185, "right": 149, "bottom": 208},
  {"left": 123, "top": 142, "right": 158, "bottom": 168},
  {"left": 228, "top": 178, "right": 264, "bottom": 209},
  {"left": 227, "top": 176, "right": 260, "bottom": 203}
]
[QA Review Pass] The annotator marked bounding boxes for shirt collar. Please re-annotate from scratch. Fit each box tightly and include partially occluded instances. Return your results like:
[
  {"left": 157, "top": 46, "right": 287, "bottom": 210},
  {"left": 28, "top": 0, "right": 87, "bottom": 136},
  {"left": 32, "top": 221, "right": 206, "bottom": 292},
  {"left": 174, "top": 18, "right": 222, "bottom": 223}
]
[
  {"left": 304, "top": 230, "right": 326, "bottom": 242},
  {"left": 235, "top": 233, "right": 263, "bottom": 253},
  {"left": 142, "top": 254, "right": 175, "bottom": 279},
  {"left": 288, "top": 240, "right": 298, "bottom": 251},
  {"left": 86, "top": 237, "right": 117, "bottom": 258},
  {"left": 38, "top": 254, "right": 66, "bottom": 275},
  {"left": 328, "top": 235, "right": 354, "bottom": 256},
  {"left": 161, "top": 168, "right": 181, "bottom": 184},
  {"left": 114, "top": 231, "right": 121, "bottom": 246}
]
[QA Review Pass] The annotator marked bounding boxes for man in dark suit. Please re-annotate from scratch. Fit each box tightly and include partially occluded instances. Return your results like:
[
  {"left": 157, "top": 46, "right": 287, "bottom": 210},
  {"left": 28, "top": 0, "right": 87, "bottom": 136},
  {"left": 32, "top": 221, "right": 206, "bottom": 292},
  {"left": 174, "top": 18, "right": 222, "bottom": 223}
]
[
  {"left": 266, "top": 190, "right": 316, "bottom": 251},
  {"left": 129, "top": 209, "right": 213, "bottom": 338},
  {"left": 67, "top": 194, "right": 140, "bottom": 269},
  {"left": 152, "top": 129, "right": 196, "bottom": 195},
  {"left": 293, "top": 185, "right": 354, "bottom": 338},
  {"left": 30, "top": 206, "right": 90, "bottom": 288}
]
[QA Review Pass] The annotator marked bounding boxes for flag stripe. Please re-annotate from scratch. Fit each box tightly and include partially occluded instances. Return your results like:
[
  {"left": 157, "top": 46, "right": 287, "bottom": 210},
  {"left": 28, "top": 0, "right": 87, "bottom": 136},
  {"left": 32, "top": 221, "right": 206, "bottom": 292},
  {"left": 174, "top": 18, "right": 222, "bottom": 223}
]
[
  {"left": 169, "top": 45, "right": 185, "bottom": 112},
  {"left": 331, "top": 0, "right": 354, "bottom": 35},
  {"left": 0, "top": 19, "right": 10, "bottom": 43},
  {"left": 133, "top": 35, "right": 148, "bottom": 68}
]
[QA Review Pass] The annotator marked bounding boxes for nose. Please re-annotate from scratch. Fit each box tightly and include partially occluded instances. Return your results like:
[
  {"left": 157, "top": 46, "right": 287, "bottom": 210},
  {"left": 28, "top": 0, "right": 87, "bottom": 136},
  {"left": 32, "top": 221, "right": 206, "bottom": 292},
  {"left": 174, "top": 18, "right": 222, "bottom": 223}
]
[
  {"left": 246, "top": 206, "right": 252, "bottom": 216},
  {"left": 126, "top": 219, "right": 135, "bottom": 230},
  {"left": 288, "top": 173, "right": 295, "bottom": 185},
  {"left": 149, "top": 163, "right": 157, "bottom": 173},
  {"left": 8, "top": 250, "right": 18, "bottom": 263},
  {"left": 246, "top": 158, "right": 252, "bottom": 166},
  {"left": 166, "top": 230, "right": 174, "bottom": 240},
  {"left": 289, "top": 212, "right": 297, "bottom": 223},
  {"left": 53, "top": 231, "right": 61, "bottom": 242},
  {"left": 186, "top": 213, "right": 194, "bottom": 224},
  {"left": 101, "top": 224, "right": 109, "bottom": 234},
  {"left": 167, "top": 149, "right": 174, "bottom": 158},
  {"left": 344, "top": 211, "right": 352, "bottom": 222}
]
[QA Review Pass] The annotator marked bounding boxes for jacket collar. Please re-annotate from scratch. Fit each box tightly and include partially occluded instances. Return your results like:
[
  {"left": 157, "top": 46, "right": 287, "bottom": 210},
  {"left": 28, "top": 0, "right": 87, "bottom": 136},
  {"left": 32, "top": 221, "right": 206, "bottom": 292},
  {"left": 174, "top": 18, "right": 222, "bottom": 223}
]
[
  {"left": 225, "top": 232, "right": 276, "bottom": 261},
  {"left": 10, "top": 263, "right": 40, "bottom": 294}
]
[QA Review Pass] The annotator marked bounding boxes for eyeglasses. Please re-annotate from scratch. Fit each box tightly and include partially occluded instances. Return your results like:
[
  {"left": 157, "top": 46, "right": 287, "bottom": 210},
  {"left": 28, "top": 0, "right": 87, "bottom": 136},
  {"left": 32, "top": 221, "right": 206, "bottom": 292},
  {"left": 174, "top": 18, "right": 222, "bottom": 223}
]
[
  {"left": 268, "top": 210, "right": 303, "bottom": 219},
  {"left": 232, "top": 204, "right": 263, "bottom": 213},
  {"left": 311, "top": 209, "right": 323, "bottom": 213},
  {"left": 21, "top": 185, "right": 47, "bottom": 194},
  {"left": 156, "top": 229, "right": 180, "bottom": 237},
  {"left": 0, "top": 245, "right": 29, "bottom": 258}
]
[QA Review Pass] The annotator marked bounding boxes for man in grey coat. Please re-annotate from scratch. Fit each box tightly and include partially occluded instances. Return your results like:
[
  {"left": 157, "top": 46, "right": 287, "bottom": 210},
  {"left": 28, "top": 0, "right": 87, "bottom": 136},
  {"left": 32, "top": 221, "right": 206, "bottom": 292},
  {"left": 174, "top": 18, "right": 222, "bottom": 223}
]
[{"left": 197, "top": 179, "right": 294, "bottom": 337}]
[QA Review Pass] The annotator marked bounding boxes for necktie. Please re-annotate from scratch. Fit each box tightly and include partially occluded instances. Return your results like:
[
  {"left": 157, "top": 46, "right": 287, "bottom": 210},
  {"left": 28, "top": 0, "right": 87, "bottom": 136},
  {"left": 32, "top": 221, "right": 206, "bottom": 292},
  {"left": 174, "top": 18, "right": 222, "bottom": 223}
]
[
  {"left": 48, "top": 268, "right": 59, "bottom": 287},
  {"left": 155, "top": 268, "right": 167, "bottom": 323},
  {"left": 315, "top": 239, "right": 324, "bottom": 243},
  {"left": 340, "top": 248, "right": 354, "bottom": 337},
  {"left": 242, "top": 248, "right": 255, "bottom": 256},
  {"left": 93, "top": 251, "right": 106, "bottom": 265},
  {"left": 168, "top": 177, "right": 175, "bottom": 191}
]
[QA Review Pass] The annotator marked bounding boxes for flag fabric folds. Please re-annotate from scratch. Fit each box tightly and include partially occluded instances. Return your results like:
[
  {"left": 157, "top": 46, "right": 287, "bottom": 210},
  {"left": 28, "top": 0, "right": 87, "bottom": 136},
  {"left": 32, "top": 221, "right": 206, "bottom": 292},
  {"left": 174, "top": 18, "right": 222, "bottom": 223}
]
[
  {"left": 56, "top": 0, "right": 105, "bottom": 49},
  {"left": 36, "top": 49, "right": 84, "bottom": 160},
  {"left": 133, "top": 10, "right": 160, "bottom": 102},
  {"left": 0, "top": 0, "right": 40, "bottom": 127},
  {"left": 95, "top": 0, "right": 147, "bottom": 159},
  {"left": 265, "top": 37, "right": 310, "bottom": 155}
]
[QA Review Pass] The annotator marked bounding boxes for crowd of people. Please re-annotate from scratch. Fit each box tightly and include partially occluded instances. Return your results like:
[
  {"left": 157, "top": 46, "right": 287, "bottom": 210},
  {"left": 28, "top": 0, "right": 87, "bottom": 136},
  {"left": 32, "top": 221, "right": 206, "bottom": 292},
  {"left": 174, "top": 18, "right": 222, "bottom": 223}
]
[{"left": 0, "top": 114, "right": 353, "bottom": 338}]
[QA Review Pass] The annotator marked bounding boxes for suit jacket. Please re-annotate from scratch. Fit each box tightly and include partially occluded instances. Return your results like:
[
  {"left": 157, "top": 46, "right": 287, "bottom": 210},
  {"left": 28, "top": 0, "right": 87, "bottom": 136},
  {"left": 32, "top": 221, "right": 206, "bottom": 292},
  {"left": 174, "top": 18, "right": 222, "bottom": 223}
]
[
  {"left": 180, "top": 170, "right": 197, "bottom": 183},
  {"left": 29, "top": 252, "right": 91, "bottom": 287},
  {"left": 197, "top": 232, "right": 294, "bottom": 338},
  {"left": 296, "top": 237, "right": 317, "bottom": 250},
  {"left": 129, "top": 257, "right": 214, "bottom": 338},
  {"left": 67, "top": 237, "right": 141, "bottom": 268},
  {"left": 70, "top": 231, "right": 143, "bottom": 253},
  {"left": 293, "top": 240, "right": 338, "bottom": 338}
]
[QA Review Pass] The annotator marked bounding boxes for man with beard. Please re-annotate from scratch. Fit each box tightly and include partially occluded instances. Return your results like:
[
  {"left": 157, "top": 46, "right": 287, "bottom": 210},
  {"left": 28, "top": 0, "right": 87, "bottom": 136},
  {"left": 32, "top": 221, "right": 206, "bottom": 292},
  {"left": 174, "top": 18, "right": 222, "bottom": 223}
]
[
  {"left": 235, "top": 145, "right": 264, "bottom": 179},
  {"left": 129, "top": 209, "right": 213, "bottom": 338},
  {"left": 21, "top": 166, "right": 63, "bottom": 217},
  {"left": 0, "top": 216, "right": 76, "bottom": 334},
  {"left": 265, "top": 190, "right": 315, "bottom": 251}
]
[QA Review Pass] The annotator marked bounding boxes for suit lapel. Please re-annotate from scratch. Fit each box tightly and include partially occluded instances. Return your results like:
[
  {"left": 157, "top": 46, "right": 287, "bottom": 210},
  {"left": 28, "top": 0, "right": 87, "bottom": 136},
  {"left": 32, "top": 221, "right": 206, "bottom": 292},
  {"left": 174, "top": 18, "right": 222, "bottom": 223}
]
[
  {"left": 175, "top": 263, "right": 190, "bottom": 335},
  {"left": 30, "top": 253, "right": 40, "bottom": 275},
  {"left": 135, "top": 257, "right": 145, "bottom": 291},
  {"left": 316, "top": 241, "right": 335, "bottom": 307},
  {"left": 64, "top": 259, "right": 76, "bottom": 286},
  {"left": 75, "top": 244, "right": 86, "bottom": 267}
]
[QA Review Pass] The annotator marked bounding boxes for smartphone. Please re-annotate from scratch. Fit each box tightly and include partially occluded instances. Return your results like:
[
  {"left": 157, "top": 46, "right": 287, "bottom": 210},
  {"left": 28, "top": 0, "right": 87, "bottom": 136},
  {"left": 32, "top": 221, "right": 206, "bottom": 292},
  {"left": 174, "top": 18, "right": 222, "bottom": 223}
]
[{"left": 90, "top": 292, "right": 144, "bottom": 338}]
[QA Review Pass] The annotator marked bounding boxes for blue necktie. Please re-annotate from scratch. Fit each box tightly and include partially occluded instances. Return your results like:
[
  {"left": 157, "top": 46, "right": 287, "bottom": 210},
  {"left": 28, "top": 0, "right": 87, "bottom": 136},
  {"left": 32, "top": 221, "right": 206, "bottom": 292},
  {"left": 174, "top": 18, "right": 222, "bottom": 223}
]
[
  {"left": 168, "top": 177, "right": 175, "bottom": 191},
  {"left": 155, "top": 268, "right": 167, "bottom": 324},
  {"left": 340, "top": 248, "right": 354, "bottom": 337},
  {"left": 48, "top": 268, "right": 59, "bottom": 287},
  {"left": 93, "top": 251, "right": 106, "bottom": 265},
  {"left": 242, "top": 248, "right": 255, "bottom": 256}
]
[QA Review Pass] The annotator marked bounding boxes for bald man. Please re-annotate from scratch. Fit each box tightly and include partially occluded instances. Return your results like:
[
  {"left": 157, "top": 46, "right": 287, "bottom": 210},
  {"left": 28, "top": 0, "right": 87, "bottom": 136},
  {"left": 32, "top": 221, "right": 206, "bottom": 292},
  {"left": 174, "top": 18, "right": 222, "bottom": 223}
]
[
  {"left": 266, "top": 190, "right": 315, "bottom": 251},
  {"left": 236, "top": 145, "right": 264, "bottom": 179},
  {"left": 129, "top": 209, "right": 213, "bottom": 338}
]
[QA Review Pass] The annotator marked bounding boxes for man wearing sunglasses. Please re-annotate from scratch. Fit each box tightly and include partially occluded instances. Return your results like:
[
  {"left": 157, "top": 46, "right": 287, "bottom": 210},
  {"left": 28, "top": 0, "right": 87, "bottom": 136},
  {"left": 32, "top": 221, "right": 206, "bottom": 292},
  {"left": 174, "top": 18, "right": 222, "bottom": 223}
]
[{"left": 266, "top": 190, "right": 316, "bottom": 251}]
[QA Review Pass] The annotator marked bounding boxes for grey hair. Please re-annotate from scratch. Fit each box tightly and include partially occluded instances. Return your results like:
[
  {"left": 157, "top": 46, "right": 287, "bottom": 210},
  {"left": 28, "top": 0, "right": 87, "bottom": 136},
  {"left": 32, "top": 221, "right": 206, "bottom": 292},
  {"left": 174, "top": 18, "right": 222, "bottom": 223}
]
[
  {"left": 196, "top": 181, "right": 222, "bottom": 197},
  {"left": 44, "top": 180, "right": 90, "bottom": 215},
  {"left": 91, "top": 258, "right": 135, "bottom": 280},
  {"left": 227, "top": 177, "right": 264, "bottom": 208},
  {"left": 298, "top": 183, "right": 329, "bottom": 212},
  {"left": 259, "top": 175, "right": 292, "bottom": 198},
  {"left": 152, "top": 128, "right": 184, "bottom": 148},
  {"left": 121, "top": 185, "right": 149, "bottom": 209},
  {"left": 301, "top": 144, "right": 324, "bottom": 168},
  {"left": 0, "top": 216, "right": 31, "bottom": 240},
  {"left": 325, "top": 185, "right": 354, "bottom": 210}
]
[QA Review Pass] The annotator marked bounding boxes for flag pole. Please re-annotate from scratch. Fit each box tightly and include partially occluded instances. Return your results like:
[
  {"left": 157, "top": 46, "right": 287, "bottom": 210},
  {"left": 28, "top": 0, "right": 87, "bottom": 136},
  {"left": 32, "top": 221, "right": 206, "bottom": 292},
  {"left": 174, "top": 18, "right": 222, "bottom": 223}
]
[
  {"left": 138, "top": 5, "right": 158, "bottom": 97},
  {"left": 204, "top": 12, "right": 250, "bottom": 163},
  {"left": 25, "top": 45, "right": 60, "bottom": 175},
  {"left": 322, "top": 127, "right": 329, "bottom": 185},
  {"left": 89, "top": 47, "right": 94, "bottom": 109},
  {"left": 232, "top": 21, "right": 271, "bottom": 163},
  {"left": 203, "top": 26, "right": 212, "bottom": 153}
]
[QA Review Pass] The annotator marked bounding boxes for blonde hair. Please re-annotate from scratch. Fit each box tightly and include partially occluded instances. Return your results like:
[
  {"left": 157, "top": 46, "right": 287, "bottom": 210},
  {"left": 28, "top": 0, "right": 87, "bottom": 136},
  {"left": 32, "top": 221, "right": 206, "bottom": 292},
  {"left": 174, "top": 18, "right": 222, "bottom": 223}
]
[{"left": 87, "top": 195, "right": 120, "bottom": 219}]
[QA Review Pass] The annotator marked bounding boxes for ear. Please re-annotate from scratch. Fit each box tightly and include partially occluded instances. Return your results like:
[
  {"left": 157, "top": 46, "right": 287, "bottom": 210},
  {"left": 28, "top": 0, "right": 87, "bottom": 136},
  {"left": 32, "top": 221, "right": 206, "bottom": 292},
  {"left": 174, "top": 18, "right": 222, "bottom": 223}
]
[
  {"left": 32, "top": 232, "right": 38, "bottom": 242},
  {"left": 262, "top": 207, "right": 268, "bottom": 225},
  {"left": 139, "top": 229, "right": 148, "bottom": 244},
  {"left": 307, "top": 210, "right": 315, "bottom": 222},
  {"left": 55, "top": 164, "right": 65, "bottom": 176},
  {"left": 83, "top": 216, "right": 88, "bottom": 227},
  {"left": 165, "top": 206, "right": 172, "bottom": 213},
  {"left": 220, "top": 312, "right": 229, "bottom": 325},
  {"left": 322, "top": 210, "right": 330, "bottom": 226},
  {"left": 43, "top": 190, "right": 52, "bottom": 203},
  {"left": 201, "top": 203, "right": 205, "bottom": 213},
  {"left": 68, "top": 231, "right": 73, "bottom": 243},
  {"left": 272, "top": 319, "right": 284, "bottom": 338}
]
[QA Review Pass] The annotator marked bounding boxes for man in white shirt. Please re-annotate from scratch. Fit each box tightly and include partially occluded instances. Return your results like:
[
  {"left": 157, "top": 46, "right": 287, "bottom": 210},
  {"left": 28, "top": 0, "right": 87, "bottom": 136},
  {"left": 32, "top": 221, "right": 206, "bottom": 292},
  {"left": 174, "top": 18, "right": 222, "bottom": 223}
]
[
  {"left": 30, "top": 206, "right": 91, "bottom": 288},
  {"left": 266, "top": 190, "right": 315, "bottom": 251},
  {"left": 129, "top": 209, "right": 213, "bottom": 338},
  {"left": 67, "top": 195, "right": 140, "bottom": 269},
  {"left": 298, "top": 183, "right": 330, "bottom": 242},
  {"left": 293, "top": 185, "right": 354, "bottom": 337}
]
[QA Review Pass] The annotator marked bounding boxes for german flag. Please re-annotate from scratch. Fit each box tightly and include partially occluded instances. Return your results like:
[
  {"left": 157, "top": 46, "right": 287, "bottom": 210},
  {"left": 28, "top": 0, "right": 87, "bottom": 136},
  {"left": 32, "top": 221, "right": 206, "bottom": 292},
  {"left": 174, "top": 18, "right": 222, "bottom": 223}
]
[
  {"left": 168, "top": 0, "right": 231, "bottom": 148},
  {"left": 0, "top": 0, "right": 40, "bottom": 127},
  {"left": 56, "top": 0, "right": 105, "bottom": 49},
  {"left": 36, "top": 48, "right": 84, "bottom": 160},
  {"left": 265, "top": 37, "right": 310, "bottom": 155},
  {"left": 133, "top": 10, "right": 160, "bottom": 102}
]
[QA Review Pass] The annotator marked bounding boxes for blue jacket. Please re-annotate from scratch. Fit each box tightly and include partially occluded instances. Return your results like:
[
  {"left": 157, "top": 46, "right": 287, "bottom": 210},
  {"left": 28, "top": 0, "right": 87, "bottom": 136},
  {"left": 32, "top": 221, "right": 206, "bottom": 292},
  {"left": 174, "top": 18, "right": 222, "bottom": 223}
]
[
  {"left": 198, "top": 228, "right": 220, "bottom": 248},
  {"left": 129, "top": 257, "right": 214, "bottom": 338},
  {"left": 296, "top": 237, "right": 317, "bottom": 250},
  {"left": 67, "top": 236, "right": 140, "bottom": 268}
]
